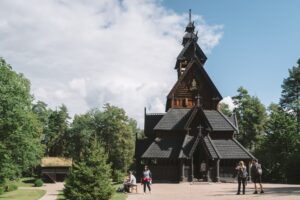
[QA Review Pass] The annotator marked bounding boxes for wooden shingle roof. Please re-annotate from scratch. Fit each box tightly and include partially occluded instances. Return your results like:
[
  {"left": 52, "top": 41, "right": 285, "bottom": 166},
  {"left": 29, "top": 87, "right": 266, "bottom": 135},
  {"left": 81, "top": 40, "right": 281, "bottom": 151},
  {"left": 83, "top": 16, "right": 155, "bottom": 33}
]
[
  {"left": 202, "top": 136, "right": 255, "bottom": 159},
  {"left": 203, "top": 110, "right": 238, "bottom": 132},
  {"left": 141, "top": 136, "right": 185, "bottom": 158},
  {"left": 154, "top": 108, "right": 192, "bottom": 131}
]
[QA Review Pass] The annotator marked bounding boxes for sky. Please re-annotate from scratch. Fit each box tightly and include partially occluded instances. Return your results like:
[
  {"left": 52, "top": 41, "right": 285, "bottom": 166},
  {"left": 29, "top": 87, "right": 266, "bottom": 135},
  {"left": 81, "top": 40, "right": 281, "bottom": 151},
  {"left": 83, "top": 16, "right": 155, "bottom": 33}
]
[{"left": 1, "top": 0, "right": 299, "bottom": 127}]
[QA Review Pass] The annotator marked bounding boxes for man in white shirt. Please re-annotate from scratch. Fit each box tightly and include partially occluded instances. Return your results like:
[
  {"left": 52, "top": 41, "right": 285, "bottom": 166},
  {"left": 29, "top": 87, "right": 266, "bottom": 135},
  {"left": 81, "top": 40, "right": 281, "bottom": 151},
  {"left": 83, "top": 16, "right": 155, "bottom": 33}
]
[{"left": 124, "top": 171, "right": 136, "bottom": 192}]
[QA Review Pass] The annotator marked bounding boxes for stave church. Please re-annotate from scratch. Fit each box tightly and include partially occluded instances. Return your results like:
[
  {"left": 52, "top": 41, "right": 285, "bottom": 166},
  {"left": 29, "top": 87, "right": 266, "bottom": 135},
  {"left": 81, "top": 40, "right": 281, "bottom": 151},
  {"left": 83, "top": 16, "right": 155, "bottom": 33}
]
[{"left": 135, "top": 10, "right": 255, "bottom": 182}]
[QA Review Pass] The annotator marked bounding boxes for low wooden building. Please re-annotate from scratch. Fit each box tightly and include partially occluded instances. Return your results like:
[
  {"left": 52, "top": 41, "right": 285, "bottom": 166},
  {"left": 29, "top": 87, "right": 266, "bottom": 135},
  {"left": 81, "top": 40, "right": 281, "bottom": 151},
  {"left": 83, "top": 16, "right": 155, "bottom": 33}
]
[
  {"left": 41, "top": 157, "right": 72, "bottom": 182},
  {"left": 135, "top": 10, "right": 255, "bottom": 182}
]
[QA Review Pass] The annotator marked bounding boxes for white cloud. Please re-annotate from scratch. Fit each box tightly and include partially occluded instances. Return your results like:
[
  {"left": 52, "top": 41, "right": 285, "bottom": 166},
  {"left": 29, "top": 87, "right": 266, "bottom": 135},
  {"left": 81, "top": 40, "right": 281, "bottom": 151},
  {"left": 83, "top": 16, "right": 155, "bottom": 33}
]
[
  {"left": 220, "top": 96, "right": 236, "bottom": 111},
  {"left": 0, "top": 0, "right": 223, "bottom": 127}
]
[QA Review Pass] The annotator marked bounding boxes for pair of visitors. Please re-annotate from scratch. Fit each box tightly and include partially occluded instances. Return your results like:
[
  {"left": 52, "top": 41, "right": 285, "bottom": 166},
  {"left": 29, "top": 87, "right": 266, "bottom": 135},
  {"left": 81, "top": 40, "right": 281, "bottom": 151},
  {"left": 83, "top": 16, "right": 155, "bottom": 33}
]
[
  {"left": 141, "top": 165, "right": 152, "bottom": 194},
  {"left": 235, "top": 159, "right": 264, "bottom": 195},
  {"left": 123, "top": 171, "right": 136, "bottom": 193}
]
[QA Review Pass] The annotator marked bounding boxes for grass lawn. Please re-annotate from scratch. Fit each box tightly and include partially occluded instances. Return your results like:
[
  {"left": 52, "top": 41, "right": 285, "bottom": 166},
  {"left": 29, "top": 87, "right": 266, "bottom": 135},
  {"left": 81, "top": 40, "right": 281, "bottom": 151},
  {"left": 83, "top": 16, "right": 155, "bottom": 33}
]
[
  {"left": 13, "top": 177, "right": 35, "bottom": 187},
  {"left": 56, "top": 191, "right": 65, "bottom": 200},
  {"left": 0, "top": 189, "right": 46, "bottom": 200}
]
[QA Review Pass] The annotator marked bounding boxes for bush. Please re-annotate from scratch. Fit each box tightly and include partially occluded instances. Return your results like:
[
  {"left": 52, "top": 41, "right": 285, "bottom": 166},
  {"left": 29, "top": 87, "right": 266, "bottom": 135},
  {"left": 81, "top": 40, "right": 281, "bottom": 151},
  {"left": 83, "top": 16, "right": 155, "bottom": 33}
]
[
  {"left": 113, "top": 170, "right": 125, "bottom": 183},
  {"left": 34, "top": 179, "right": 43, "bottom": 187},
  {"left": 0, "top": 187, "right": 4, "bottom": 195},
  {"left": 5, "top": 183, "right": 18, "bottom": 192}
]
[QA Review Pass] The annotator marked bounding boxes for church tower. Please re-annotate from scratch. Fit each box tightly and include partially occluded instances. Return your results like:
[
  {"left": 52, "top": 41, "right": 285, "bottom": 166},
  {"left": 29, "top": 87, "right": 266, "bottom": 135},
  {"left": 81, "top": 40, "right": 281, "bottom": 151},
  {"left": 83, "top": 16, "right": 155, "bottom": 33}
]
[{"left": 166, "top": 9, "right": 222, "bottom": 111}]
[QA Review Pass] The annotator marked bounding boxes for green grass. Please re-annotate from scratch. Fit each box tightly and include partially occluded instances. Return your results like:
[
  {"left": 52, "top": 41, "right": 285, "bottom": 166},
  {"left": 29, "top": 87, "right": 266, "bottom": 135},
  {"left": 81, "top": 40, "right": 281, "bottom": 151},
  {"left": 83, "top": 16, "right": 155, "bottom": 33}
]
[
  {"left": 56, "top": 191, "right": 65, "bottom": 200},
  {"left": 13, "top": 177, "right": 35, "bottom": 187},
  {"left": 0, "top": 189, "right": 46, "bottom": 200}
]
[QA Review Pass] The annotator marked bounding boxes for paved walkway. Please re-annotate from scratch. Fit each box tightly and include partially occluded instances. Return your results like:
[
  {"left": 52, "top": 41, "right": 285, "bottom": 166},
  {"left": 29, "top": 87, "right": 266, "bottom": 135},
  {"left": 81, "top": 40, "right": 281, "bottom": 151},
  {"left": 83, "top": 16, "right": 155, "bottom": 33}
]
[
  {"left": 20, "top": 182, "right": 64, "bottom": 200},
  {"left": 127, "top": 183, "right": 300, "bottom": 200},
  {"left": 39, "top": 182, "right": 64, "bottom": 200}
]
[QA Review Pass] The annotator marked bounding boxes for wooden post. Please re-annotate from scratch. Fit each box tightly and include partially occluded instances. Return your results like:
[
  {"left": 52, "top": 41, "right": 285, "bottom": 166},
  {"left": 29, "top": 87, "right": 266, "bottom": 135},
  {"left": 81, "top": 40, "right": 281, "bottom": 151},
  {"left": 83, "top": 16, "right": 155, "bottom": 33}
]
[
  {"left": 248, "top": 161, "right": 252, "bottom": 183},
  {"left": 181, "top": 159, "right": 185, "bottom": 181},
  {"left": 191, "top": 157, "right": 194, "bottom": 182},
  {"left": 216, "top": 159, "right": 220, "bottom": 182}
]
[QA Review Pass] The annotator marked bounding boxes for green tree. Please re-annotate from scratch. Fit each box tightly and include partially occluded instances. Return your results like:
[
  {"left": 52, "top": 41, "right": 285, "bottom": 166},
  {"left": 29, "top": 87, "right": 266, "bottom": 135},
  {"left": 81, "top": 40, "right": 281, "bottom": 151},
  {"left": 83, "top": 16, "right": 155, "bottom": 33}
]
[
  {"left": 0, "top": 58, "right": 44, "bottom": 179},
  {"left": 255, "top": 104, "right": 298, "bottom": 183},
  {"left": 280, "top": 59, "right": 300, "bottom": 132},
  {"left": 44, "top": 104, "right": 70, "bottom": 156},
  {"left": 68, "top": 104, "right": 137, "bottom": 174},
  {"left": 94, "top": 104, "right": 136, "bottom": 173},
  {"left": 68, "top": 113, "right": 95, "bottom": 160},
  {"left": 232, "top": 87, "right": 267, "bottom": 150},
  {"left": 64, "top": 142, "right": 113, "bottom": 200},
  {"left": 218, "top": 102, "right": 232, "bottom": 117}
]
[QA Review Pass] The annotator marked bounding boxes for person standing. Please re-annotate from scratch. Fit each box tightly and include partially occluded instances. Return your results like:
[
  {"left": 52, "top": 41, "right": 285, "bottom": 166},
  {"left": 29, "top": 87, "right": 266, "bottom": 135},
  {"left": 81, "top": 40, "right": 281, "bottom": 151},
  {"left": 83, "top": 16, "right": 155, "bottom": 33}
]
[
  {"left": 251, "top": 159, "right": 264, "bottom": 194},
  {"left": 141, "top": 165, "right": 152, "bottom": 194},
  {"left": 235, "top": 161, "right": 248, "bottom": 195}
]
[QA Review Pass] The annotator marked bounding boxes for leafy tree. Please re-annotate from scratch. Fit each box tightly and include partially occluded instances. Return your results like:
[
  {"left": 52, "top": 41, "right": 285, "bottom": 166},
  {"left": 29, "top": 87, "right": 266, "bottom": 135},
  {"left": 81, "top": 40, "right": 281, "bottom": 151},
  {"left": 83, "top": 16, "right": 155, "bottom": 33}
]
[
  {"left": 255, "top": 104, "right": 298, "bottom": 183},
  {"left": 69, "top": 104, "right": 137, "bottom": 174},
  {"left": 45, "top": 105, "right": 70, "bottom": 156},
  {"left": 94, "top": 104, "right": 136, "bottom": 173},
  {"left": 280, "top": 59, "right": 300, "bottom": 132},
  {"left": 232, "top": 87, "right": 267, "bottom": 150},
  {"left": 0, "top": 58, "right": 44, "bottom": 179},
  {"left": 68, "top": 113, "right": 95, "bottom": 160},
  {"left": 64, "top": 142, "right": 113, "bottom": 200},
  {"left": 218, "top": 102, "right": 232, "bottom": 117}
]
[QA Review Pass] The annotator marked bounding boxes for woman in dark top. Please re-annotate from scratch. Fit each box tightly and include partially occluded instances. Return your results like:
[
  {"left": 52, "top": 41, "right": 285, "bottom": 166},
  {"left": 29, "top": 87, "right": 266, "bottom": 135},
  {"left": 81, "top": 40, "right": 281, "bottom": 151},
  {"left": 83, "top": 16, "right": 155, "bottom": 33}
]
[{"left": 235, "top": 161, "right": 247, "bottom": 195}]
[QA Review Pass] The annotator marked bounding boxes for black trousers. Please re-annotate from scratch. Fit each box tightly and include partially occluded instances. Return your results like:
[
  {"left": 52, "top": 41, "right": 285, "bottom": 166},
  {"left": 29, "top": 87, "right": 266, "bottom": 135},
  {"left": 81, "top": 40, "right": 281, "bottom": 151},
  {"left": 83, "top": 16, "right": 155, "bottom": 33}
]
[
  {"left": 143, "top": 181, "right": 151, "bottom": 192},
  {"left": 237, "top": 177, "right": 246, "bottom": 194}
]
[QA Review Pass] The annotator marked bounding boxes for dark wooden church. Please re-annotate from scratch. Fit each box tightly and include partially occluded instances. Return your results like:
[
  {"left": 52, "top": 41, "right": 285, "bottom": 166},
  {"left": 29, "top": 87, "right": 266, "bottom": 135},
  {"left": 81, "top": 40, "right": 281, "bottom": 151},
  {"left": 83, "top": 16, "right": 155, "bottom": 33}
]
[{"left": 135, "top": 10, "right": 254, "bottom": 182}]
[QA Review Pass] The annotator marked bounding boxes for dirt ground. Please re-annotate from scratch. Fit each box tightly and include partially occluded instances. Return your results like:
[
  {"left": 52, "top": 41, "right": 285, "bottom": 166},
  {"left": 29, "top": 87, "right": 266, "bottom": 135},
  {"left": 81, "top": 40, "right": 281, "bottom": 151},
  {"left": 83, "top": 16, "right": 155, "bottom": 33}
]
[{"left": 126, "top": 182, "right": 300, "bottom": 200}]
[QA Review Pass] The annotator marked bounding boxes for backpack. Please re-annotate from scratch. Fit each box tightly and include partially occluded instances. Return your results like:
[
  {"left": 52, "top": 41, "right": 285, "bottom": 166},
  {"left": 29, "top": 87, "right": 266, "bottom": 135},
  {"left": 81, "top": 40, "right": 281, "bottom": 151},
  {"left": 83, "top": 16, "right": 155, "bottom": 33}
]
[
  {"left": 257, "top": 164, "right": 262, "bottom": 175},
  {"left": 238, "top": 167, "right": 248, "bottom": 178}
]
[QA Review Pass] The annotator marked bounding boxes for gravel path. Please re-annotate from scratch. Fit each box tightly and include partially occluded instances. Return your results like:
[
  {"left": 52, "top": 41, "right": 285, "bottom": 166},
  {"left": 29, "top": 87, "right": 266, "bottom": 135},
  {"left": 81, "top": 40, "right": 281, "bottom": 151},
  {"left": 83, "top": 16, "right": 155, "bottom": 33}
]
[{"left": 127, "top": 182, "right": 300, "bottom": 200}]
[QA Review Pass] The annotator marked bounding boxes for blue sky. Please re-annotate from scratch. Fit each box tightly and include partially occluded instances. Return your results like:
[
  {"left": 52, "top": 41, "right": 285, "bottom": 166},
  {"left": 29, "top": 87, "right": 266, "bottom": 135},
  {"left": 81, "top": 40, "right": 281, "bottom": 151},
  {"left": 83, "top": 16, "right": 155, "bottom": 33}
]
[
  {"left": 0, "top": 0, "right": 299, "bottom": 125},
  {"left": 163, "top": 0, "right": 300, "bottom": 106}
]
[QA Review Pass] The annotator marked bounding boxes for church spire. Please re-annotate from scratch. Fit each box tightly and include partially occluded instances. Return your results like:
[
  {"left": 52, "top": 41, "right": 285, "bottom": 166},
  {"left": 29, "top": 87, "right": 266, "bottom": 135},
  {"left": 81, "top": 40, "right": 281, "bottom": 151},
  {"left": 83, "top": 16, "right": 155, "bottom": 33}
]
[{"left": 182, "top": 9, "right": 198, "bottom": 45}]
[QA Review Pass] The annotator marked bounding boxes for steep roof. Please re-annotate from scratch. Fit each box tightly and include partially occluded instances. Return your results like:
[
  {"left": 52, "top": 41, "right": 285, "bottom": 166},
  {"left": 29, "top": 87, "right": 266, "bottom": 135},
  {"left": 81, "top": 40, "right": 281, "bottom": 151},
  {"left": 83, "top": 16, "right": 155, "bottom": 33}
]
[
  {"left": 179, "top": 135, "right": 197, "bottom": 158},
  {"left": 176, "top": 40, "right": 207, "bottom": 67},
  {"left": 154, "top": 108, "right": 192, "bottom": 131},
  {"left": 141, "top": 136, "right": 185, "bottom": 158},
  {"left": 203, "top": 110, "right": 238, "bottom": 132},
  {"left": 202, "top": 136, "right": 255, "bottom": 159},
  {"left": 167, "top": 58, "right": 222, "bottom": 101}
]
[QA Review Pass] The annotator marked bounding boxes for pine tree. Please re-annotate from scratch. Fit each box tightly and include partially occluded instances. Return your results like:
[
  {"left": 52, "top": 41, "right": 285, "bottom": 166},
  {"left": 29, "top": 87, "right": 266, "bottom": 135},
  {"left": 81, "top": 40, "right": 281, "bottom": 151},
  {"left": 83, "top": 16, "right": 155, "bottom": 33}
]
[{"left": 64, "top": 142, "right": 114, "bottom": 200}]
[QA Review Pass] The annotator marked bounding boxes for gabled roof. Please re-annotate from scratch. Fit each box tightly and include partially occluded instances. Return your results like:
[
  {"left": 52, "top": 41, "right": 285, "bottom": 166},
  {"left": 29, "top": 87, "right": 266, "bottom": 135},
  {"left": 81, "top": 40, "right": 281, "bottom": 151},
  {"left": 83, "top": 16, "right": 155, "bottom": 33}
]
[
  {"left": 144, "top": 113, "right": 164, "bottom": 137},
  {"left": 202, "top": 135, "right": 219, "bottom": 159},
  {"left": 154, "top": 108, "right": 192, "bottom": 131},
  {"left": 167, "top": 58, "right": 222, "bottom": 100},
  {"left": 176, "top": 40, "right": 207, "bottom": 67},
  {"left": 227, "top": 113, "right": 239, "bottom": 133},
  {"left": 202, "top": 136, "right": 255, "bottom": 159},
  {"left": 203, "top": 110, "right": 238, "bottom": 132},
  {"left": 179, "top": 135, "right": 197, "bottom": 158},
  {"left": 175, "top": 40, "right": 207, "bottom": 66},
  {"left": 141, "top": 136, "right": 185, "bottom": 158}
]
